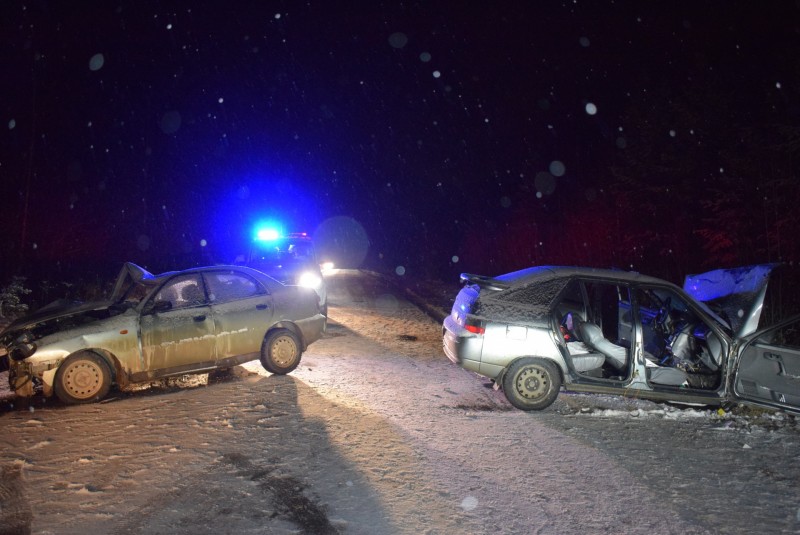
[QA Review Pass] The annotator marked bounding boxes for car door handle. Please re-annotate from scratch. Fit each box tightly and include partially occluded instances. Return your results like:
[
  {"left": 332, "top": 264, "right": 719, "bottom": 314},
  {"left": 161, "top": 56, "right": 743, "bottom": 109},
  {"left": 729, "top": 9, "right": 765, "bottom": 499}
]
[
  {"left": 193, "top": 314, "right": 207, "bottom": 322},
  {"left": 256, "top": 304, "right": 269, "bottom": 310}
]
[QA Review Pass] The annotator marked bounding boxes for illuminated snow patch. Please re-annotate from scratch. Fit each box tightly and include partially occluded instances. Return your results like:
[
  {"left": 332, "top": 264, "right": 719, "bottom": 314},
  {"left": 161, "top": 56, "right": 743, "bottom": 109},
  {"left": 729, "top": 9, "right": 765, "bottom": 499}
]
[
  {"left": 460, "top": 496, "right": 478, "bottom": 511},
  {"left": 582, "top": 407, "right": 713, "bottom": 420},
  {"left": 216, "top": 328, "right": 249, "bottom": 337},
  {"left": 159, "top": 334, "right": 218, "bottom": 348}
]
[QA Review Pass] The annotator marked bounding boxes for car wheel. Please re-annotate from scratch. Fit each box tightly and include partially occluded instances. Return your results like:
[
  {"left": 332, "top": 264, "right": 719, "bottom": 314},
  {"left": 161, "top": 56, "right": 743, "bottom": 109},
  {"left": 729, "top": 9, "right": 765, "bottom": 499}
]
[
  {"left": 502, "top": 357, "right": 561, "bottom": 411},
  {"left": 260, "top": 329, "right": 302, "bottom": 374},
  {"left": 54, "top": 352, "right": 112, "bottom": 404}
]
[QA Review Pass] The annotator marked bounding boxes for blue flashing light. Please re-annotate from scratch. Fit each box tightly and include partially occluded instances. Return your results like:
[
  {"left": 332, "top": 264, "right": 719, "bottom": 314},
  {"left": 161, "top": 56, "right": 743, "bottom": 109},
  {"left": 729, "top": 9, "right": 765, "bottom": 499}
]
[{"left": 255, "top": 227, "right": 281, "bottom": 241}]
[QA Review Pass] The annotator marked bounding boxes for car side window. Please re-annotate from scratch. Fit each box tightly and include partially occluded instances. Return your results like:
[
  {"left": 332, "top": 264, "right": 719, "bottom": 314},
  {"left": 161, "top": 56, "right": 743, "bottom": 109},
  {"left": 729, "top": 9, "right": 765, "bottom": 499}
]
[
  {"left": 204, "top": 271, "right": 266, "bottom": 304},
  {"left": 149, "top": 274, "right": 206, "bottom": 311},
  {"left": 758, "top": 319, "right": 800, "bottom": 348}
]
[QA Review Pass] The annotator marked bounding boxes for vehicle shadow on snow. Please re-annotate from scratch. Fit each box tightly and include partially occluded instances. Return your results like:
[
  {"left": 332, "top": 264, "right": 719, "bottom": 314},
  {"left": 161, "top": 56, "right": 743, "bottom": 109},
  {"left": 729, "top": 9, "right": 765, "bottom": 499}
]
[
  {"left": 0, "top": 371, "right": 402, "bottom": 534},
  {"left": 109, "top": 373, "right": 400, "bottom": 534}
]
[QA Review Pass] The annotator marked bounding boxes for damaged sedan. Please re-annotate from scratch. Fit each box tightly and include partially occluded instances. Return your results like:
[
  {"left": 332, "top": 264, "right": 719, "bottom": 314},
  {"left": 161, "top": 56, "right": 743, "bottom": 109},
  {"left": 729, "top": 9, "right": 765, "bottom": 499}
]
[
  {"left": 0, "top": 263, "right": 326, "bottom": 404},
  {"left": 443, "top": 264, "right": 800, "bottom": 413}
]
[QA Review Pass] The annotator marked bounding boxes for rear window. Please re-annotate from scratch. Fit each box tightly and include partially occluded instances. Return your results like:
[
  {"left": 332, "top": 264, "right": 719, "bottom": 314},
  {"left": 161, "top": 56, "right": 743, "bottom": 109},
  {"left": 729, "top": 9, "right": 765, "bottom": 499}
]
[{"left": 496, "top": 276, "right": 568, "bottom": 308}]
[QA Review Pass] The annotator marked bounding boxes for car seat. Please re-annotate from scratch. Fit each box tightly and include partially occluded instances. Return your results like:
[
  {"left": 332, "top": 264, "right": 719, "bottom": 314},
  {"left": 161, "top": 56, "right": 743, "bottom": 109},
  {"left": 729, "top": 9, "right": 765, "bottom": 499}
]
[{"left": 576, "top": 320, "right": 628, "bottom": 370}]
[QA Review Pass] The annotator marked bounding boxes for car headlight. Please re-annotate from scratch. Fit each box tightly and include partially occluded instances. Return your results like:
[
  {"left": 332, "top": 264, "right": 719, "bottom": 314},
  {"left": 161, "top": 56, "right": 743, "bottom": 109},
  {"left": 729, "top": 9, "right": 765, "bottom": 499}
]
[{"left": 298, "top": 271, "right": 322, "bottom": 290}]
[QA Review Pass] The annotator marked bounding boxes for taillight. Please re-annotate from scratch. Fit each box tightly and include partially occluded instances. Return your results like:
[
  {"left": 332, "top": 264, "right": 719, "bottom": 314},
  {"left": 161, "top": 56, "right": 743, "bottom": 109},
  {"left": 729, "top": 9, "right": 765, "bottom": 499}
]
[{"left": 464, "top": 318, "right": 485, "bottom": 335}]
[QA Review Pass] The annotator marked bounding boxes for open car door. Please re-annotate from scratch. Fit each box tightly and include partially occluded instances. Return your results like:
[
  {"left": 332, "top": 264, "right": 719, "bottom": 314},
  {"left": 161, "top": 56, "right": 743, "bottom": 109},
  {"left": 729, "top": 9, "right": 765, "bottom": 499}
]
[{"left": 732, "top": 314, "right": 800, "bottom": 413}]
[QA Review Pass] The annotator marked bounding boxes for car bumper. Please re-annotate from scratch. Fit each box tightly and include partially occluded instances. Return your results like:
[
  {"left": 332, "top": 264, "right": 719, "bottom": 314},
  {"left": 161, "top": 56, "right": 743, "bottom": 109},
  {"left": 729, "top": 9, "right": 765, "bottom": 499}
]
[
  {"left": 296, "top": 313, "right": 327, "bottom": 348},
  {"left": 442, "top": 315, "right": 483, "bottom": 374}
]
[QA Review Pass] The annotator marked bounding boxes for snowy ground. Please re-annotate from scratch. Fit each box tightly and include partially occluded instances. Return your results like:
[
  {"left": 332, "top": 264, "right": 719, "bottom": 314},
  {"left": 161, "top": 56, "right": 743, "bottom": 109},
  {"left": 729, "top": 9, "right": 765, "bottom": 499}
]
[{"left": 0, "top": 270, "right": 798, "bottom": 534}]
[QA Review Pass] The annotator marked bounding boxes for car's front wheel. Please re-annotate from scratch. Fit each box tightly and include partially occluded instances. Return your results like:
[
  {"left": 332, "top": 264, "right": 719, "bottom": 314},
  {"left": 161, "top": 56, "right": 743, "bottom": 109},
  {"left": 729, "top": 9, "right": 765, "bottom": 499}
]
[
  {"left": 54, "top": 352, "right": 113, "bottom": 404},
  {"left": 260, "top": 329, "right": 302, "bottom": 374},
  {"left": 502, "top": 357, "right": 561, "bottom": 410}
]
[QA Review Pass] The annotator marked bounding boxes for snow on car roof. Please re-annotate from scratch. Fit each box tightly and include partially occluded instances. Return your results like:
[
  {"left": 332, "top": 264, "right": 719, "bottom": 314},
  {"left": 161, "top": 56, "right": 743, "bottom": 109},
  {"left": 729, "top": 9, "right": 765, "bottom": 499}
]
[{"left": 492, "top": 266, "right": 667, "bottom": 287}]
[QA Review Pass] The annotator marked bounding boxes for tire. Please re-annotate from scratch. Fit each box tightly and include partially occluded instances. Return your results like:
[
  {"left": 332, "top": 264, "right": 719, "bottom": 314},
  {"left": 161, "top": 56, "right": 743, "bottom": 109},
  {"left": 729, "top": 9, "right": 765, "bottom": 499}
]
[
  {"left": 54, "top": 352, "right": 112, "bottom": 404},
  {"left": 260, "top": 329, "right": 302, "bottom": 375},
  {"left": 501, "top": 357, "right": 561, "bottom": 411}
]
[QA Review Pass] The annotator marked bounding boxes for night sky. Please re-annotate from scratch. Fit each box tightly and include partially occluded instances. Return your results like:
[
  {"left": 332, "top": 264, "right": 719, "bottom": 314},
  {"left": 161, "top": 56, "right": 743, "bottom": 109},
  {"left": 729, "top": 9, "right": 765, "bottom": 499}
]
[{"left": 2, "top": 1, "right": 799, "bottom": 289}]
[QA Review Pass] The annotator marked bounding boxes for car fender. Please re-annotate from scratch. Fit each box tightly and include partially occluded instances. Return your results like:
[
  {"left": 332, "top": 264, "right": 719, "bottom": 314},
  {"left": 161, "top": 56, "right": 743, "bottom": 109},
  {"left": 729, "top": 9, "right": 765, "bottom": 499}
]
[{"left": 270, "top": 314, "right": 326, "bottom": 350}]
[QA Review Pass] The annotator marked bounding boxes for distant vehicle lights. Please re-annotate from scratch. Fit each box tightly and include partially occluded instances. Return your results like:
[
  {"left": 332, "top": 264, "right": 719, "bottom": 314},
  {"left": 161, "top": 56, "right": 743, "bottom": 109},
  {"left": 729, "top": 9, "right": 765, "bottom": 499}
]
[
  {"left": 254, "top": 226, "right": 310, "bottom": 242},
  {"left": 298, "top": 271, "right": 323, "bottom": 290}
]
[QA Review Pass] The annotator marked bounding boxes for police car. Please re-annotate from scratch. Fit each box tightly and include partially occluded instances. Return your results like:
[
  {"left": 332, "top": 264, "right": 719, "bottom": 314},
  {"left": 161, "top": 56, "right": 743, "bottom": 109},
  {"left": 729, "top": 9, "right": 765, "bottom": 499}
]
[{"left": 240, "top": 229, "right": 328, "bottom": 316}]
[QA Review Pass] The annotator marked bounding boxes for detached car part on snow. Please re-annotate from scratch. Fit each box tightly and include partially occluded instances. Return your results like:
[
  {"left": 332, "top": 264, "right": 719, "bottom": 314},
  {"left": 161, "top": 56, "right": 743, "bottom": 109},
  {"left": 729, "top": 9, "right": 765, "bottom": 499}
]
[
  {"left": 0, "top": 263, "right": 326, "bottom": 404},
  {"left": 443, "top": 265, "right": 800, "bottom": 413}
]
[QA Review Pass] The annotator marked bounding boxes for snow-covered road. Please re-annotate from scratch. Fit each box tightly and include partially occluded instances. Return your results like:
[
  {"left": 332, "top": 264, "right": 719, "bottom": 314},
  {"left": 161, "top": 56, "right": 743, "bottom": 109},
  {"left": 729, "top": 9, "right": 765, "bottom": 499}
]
[{"left": 0, "top": 270, "right": 798, "bottom": 534}]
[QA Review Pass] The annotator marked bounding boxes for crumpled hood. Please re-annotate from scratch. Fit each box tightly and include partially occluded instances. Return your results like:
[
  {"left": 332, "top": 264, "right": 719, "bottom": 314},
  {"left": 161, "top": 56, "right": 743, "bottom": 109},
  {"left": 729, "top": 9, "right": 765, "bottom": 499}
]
[
  {"left": 6, "top": 299, "right": 111, "bottom": 330},
  {"left": 683, "top": 264, "right": 778, "bottom": 338},
  {"left": 0, "top": 300, "right": 114, "bottom": 341},
  {"left": 1, "top": 262, "right": 153, "bottom": 344}
]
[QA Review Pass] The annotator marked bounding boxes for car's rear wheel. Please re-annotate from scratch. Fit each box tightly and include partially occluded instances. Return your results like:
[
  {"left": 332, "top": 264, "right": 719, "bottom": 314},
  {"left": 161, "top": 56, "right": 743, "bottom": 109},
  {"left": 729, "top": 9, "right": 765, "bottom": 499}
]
[
  {"left": 260, "top": 329, "right": 302, "bottom": 374},
  {"left": 502, "top": 357, "right": 561, "bottom": 410},
  {"left": 54, "top": 352, "right": 112, "bottom": 404}
]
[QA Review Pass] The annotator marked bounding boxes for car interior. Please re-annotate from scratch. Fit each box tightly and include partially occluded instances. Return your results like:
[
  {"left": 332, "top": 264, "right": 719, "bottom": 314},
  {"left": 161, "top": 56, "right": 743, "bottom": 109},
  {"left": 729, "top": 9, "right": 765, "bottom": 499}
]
[
  {"left": 554, "top": 280, "right": 723, "bottom": 389},
  {"left": 554, "top": 280, "right": 633, "bottom": 380}
]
